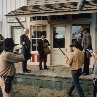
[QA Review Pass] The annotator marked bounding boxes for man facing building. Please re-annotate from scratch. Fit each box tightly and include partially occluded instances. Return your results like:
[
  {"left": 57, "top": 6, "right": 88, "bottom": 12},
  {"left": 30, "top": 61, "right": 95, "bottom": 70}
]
[{"left": 66, "top": 41, "right": 85, "bottom": 97}]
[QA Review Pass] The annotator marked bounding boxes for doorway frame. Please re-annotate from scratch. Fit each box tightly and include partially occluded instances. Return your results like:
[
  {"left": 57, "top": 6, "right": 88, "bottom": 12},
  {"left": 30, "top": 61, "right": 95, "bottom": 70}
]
[{"left": 51, "top": 24, "right": 66, "bottom": 65}]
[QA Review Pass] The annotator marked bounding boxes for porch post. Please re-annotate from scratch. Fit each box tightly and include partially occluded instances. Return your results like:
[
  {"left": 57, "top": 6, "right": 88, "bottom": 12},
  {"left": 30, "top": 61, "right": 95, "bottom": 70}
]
[
  {"left": 47, "top": 24, "right": 51, "bottom": 65},
  {"left": 65, "top": 15, "right": 72, "bottom": 53},
  {"left": 91, "top": 13, "right": 97, "bottom": 53},
  {"left": 15, "top": 17, "right": 25, "bottom": 29}
]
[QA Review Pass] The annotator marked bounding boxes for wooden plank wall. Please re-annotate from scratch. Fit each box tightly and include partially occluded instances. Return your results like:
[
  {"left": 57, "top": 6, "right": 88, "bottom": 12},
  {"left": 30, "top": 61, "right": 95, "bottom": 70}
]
[{"left": 0, "top": 0, "right": 27, "bottom": 38}]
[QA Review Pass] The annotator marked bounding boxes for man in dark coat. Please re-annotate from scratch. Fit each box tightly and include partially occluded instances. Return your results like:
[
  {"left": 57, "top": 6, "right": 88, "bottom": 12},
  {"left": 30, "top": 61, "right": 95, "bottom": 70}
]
[
  {"left": 20, "top": 28, "right": 31, "bottom": 73},
  {"left": 82, "top": 28, "right": 92, "bottom": 75},
  {"left": 37, "top": 34, "right": 50, "bottom": 70}
]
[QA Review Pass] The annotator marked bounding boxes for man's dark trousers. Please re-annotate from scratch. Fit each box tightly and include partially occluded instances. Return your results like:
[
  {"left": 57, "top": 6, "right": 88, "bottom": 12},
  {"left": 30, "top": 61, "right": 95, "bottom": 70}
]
[
  {"left": 39, "top": 54, "right": 47, "bottom": 69},
  {"left": 83, "top": 52, "right": 90, "bottom": 75},
  {"left": 93, "top": 81, "right": 97, "bottom": 97},
  {"left": 22, "top": 46, "right": 30, "bottom": 72},
  {"left": 22, "top": 60, "right": 27, "bottom": 72},
  {"left": 67, "top": 69, "right": 85, "bottom": 97}
]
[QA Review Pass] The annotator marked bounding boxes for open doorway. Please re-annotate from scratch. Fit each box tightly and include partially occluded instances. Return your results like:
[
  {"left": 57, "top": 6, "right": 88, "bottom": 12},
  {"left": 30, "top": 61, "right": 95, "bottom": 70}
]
[{"left": 52, "top": 26, "right": 65, "bottom": 65}]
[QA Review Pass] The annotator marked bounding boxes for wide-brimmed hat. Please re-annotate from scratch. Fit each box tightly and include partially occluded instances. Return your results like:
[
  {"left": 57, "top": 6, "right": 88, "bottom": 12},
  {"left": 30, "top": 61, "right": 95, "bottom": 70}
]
[
  {"left": 4, "top": 38, "right": 17, "bottom": 50},
  {"left": 70, "top": 41, "right": 81, "bottom": 49}
]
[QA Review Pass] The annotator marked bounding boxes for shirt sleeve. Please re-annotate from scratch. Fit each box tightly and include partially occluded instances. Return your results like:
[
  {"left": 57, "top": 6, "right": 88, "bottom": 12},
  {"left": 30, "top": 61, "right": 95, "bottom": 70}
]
[
  {"left": 20, "top": 35, "right": 26, "bottom": 45},
  {"left": 4, "top": 53, "right": 25, "bottom": 63},
  {"left": 67, "top": 53, "right": 73, "bottom": 66},
  {"left": 47, "top": 40, "right": 50, "bottom": 46}
]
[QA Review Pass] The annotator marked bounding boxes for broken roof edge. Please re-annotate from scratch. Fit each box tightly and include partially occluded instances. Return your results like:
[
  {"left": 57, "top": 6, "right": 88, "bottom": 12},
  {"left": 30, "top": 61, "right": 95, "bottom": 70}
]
[{"left": 5, "top": 9, "right": 97, "bottom": 18}]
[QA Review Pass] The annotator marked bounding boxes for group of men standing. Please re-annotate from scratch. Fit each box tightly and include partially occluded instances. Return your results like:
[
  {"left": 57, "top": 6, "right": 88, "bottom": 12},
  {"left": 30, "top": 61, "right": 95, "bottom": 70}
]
[
  {"left": 20, "top": 27, "right": 96, "bottom": 97},
  {"left": 0, "top": 28, "right": 50, "bottom": 97},
  {"left": 20, "top": 28, "right": 50, "bottom": 72},
  {"left": 0, "top": 27, "right": 96, "bottom": 97},
  {"left": 66, "top": 27, "right": 94, "bottom": 97}
]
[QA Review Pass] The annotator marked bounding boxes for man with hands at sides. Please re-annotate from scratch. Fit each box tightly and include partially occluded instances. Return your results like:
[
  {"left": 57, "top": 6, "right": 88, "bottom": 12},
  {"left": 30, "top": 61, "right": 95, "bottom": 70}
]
[{"left": 20, "top": 28, "right": 31, "bottom": 73}]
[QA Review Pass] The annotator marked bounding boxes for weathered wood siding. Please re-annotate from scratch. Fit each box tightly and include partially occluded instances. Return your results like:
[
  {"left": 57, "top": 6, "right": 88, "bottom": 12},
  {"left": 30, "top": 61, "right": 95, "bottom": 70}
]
[{"left": 0, "top": 0, "right": 27, "bottom": 38}]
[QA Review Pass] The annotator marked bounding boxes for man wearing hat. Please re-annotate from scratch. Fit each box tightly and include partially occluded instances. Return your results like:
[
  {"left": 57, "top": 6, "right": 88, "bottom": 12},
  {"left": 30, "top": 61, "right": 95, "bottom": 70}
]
[
  {"left": 0, "top": 38, "right": 24, "bottom": 97},
  {"left": 82, "top": 28, "right": 92, "bottom": 75},
  {"left": 37, "top": 34, "right": 50, "bottom": 70},
  {"left": 66, "top": 41, "right": 85, "bottom": 97}
]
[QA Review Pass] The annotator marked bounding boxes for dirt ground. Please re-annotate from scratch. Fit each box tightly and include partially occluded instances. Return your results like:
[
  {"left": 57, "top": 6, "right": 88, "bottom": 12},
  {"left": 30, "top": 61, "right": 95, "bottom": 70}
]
[
  {"left": 0, "top": 83, "right": 92, "bottom": 97},
  {"left": 13, "top": 84, "right": 91, "bottom": 97},
  {"left": 14, "top": 84, "right": 67, "bottom": 97}
]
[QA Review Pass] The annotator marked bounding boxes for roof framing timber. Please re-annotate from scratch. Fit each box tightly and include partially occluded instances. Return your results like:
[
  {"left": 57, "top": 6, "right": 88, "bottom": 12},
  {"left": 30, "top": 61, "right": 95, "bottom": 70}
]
[
  {"left": 27, "top": 0, "right": 96, "bottom": 5},
  {"left": 6, "top": 0, "right": 97, "bottom": 17}
]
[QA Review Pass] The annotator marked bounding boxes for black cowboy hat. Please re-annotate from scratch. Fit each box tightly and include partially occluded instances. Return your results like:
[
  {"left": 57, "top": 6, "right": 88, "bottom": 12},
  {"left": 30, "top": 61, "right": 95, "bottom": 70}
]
[{"left": 4, "top": 38, "right": 17, "bottom": 50}]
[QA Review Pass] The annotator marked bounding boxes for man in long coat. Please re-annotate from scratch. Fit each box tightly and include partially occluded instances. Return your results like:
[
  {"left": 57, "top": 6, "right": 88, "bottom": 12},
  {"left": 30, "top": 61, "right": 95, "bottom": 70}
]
[
  {"left": 20, "top": 28, "right": 31, "bottom": 73},
  {"left": 82, "top": 28, "right": 92, "bottom": 75}
]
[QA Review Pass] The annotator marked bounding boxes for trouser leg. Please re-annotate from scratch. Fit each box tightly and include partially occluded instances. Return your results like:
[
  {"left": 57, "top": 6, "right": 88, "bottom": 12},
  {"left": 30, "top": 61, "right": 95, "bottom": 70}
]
[
  {"left": 83, "top": 56, "right": 90, "bottom": 74},
  {"left": 67, "top": 80, "right": 75, "bottom": 96},
  {"left": 39, "top": 55, "right": 43, "bottom": 70},
  {"left": 72, "top": 69, "right": 85, "bottom": 97},
  {"left": 0, "top": 78, "right": 13, "bottom": 97},
  {"left": 22, "top": 59, "right": 27, "bottom": 72},
  {"left": 44, "top": 55, "right": 47, "bottom": 69},
  {"left": 93, "top": 81, "right": 97, "bottom": 97},
  {"left": 39, "top": 60, "right": 42, "bottom": 69},
  {"left": 93, "top": 85, "right": 96, "bottom": 97}
]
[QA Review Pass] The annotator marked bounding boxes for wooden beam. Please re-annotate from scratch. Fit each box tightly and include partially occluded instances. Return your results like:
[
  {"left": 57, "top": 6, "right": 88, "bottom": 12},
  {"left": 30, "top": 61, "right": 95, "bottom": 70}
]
[
  {"left": 77, "top": 0, "right": 86, "bottom": 10},
  {"left": 5, "top": 1, "right": 97, "bottom": 17},
  {"left": 27, "top": 0, "right": 96, "bottom": 6},
  {"left": 15, "top": 17, "right": 25, "bottom": 29}
]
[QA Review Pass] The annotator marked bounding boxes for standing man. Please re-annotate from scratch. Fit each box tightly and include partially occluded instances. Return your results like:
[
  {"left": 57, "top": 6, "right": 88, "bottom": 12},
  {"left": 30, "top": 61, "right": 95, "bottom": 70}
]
[
  {"left": 0, "top": 38, "right": 24, "bottom": 97},
  {"left": 20, "top": 28, "right": 31, "bottom": 73},
  {"left": 66, "top": 41, "right": 85, "bottom": 97},
  {"left": 82, "top": 28, "right": 92, "bottom": 75},
  {"left": 37, "top": 34, "right": 50, "bottom": 70}
]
